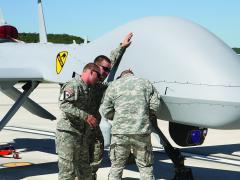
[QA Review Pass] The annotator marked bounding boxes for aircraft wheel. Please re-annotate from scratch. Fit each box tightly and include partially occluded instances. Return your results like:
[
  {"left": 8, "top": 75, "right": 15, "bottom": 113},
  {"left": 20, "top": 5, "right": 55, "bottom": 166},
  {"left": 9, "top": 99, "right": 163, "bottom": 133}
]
[{"left": 13, "top": 152, "right": 20, "bottom": 159}]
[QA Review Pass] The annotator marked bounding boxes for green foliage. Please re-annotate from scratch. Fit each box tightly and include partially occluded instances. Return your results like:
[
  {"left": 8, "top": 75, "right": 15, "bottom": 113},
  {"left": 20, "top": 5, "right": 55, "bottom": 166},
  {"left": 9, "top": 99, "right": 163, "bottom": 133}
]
[
  {"left": 19, "top": 33, "right": 39, "bottom": 43},
  {"left": 18, "top": 33, "right": 84, "bottom": 44},
  {"left": 233, "top": 48, "right": 240, "bottom": 54}
]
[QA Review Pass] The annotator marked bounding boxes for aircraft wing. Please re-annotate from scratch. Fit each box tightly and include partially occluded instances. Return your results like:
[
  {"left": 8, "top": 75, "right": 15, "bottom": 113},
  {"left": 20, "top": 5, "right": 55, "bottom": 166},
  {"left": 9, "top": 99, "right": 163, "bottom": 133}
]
[
  {"left": 159, "top": 96, "right": 240, "bottom": 129},
  {"left": 0, "top": 68, "right": 43, "bottom": 81}
]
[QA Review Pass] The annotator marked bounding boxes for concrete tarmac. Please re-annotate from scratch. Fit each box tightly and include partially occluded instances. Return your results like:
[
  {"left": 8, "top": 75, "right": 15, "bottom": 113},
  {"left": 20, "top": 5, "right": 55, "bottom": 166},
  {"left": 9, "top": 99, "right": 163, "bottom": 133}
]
[{"left": 0, "top": 83, "right": 240, "bottom": 180}]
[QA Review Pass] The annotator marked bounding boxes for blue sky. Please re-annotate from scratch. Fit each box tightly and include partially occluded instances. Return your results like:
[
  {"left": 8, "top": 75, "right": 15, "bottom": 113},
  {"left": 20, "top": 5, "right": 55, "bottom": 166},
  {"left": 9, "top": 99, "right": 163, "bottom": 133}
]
[{"left": 0, "top": 0, "right": 239, "bottom": 47}]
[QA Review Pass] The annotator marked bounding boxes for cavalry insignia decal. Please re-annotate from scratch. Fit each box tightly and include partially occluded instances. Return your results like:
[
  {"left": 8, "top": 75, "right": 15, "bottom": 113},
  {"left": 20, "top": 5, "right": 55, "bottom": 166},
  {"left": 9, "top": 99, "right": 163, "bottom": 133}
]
[{"left": 56, "top": 51, "right": 68, "bottom": 74}]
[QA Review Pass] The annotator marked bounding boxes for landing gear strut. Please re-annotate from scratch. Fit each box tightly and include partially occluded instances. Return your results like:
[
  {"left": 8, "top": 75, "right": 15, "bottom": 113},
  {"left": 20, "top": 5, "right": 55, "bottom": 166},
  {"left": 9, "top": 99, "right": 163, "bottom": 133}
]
[{"left": 151, "top": 118, "right": 194, "bottom": 180}]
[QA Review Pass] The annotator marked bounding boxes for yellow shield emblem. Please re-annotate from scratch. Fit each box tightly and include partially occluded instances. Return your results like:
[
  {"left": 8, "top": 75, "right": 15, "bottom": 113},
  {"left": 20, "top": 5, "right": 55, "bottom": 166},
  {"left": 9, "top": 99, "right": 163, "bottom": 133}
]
[{"left": 56, "top": 51, "right": 68, "bottom": 74}]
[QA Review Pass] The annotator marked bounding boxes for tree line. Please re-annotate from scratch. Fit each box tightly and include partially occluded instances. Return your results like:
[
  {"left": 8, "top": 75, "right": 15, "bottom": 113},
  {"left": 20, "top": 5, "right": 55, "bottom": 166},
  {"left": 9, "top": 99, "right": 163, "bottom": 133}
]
[
  {"left": 233, "top": 48, "right": 240, "bottom": 54},
  {"left": 18, "top": 33, "right": 84, "bottom": 44}
]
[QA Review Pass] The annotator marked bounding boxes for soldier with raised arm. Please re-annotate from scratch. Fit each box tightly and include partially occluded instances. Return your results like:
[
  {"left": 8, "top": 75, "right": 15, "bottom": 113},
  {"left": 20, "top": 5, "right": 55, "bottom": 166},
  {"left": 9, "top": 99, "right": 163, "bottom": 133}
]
[{"left": 87, "top": 32, "right": 133, "bottom": 179}]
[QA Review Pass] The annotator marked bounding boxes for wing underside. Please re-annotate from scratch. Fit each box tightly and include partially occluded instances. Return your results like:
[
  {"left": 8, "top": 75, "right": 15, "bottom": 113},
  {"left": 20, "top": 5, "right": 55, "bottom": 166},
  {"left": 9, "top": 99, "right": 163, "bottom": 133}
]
[
  {"left": 159, "top": 96, "right": 240, "bottom": 129},
  {"left": 0, "top": 68, "right": 43, "bottom": 81}
]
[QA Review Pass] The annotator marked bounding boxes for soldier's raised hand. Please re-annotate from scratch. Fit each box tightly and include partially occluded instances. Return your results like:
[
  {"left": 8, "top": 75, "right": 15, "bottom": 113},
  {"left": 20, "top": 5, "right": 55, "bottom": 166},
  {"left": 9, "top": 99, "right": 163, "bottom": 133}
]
[{"left": 121, "top": 32, "right": 133, "bottom": 48}]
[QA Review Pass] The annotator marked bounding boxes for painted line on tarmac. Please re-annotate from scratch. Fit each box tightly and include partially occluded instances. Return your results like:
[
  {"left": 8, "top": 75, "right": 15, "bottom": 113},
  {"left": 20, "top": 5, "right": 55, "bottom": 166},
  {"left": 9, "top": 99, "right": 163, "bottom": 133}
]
[
  {"left": 0, "top": 162, "right": 32, "bottom": 168},
  {"left": 153, "top": 147, "right": 240, "bottom": 167},
  {"left": 183, "top": 152, "right": 240, "bottom": 167},
  {"left": 3, "top": 126, "right": 55, "bottom": 138}
]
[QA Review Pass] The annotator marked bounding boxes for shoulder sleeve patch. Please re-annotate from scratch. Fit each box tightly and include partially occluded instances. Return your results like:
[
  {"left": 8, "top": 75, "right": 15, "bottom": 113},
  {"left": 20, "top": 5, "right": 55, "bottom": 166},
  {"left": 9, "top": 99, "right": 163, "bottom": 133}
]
[
  {"left": 64, "top": 88, "right": 74, "bottom": 99},
  {"left": 59, "top": 87, "right": 75, "bottom": 101}
]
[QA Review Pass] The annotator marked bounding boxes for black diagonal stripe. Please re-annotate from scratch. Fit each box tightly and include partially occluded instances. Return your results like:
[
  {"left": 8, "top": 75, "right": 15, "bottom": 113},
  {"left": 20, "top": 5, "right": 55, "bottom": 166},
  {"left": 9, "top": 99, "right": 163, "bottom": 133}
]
[{"left": 57, "top": 56, "right": 64, "bottom": 67}]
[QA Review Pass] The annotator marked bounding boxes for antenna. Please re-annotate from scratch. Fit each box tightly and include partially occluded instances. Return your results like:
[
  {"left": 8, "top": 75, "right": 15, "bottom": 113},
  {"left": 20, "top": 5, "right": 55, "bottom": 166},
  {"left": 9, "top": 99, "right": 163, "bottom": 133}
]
[
  {"left": 84, "top": 36, "right": 88, "bottom": 44},
  {"left": 38, "top": 0, "right": 47, "bottom": 43},
  {"left": 0, "top": 8, "right": 7, "bottom": 25}
]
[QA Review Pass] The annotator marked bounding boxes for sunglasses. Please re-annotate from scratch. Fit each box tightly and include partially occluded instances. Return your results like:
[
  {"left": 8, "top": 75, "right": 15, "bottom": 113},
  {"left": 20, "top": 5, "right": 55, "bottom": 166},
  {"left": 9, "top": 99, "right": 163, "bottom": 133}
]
[{"left": 100, "top": 65, "right": 111, "bottom": 73}]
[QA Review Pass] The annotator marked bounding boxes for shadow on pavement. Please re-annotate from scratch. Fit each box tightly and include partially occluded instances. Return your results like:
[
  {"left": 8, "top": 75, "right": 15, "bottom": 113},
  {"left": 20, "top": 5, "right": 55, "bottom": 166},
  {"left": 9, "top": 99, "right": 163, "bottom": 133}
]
[
  {"left": 101, "top": 149, "right": 240, "bottom": 180},
  {"left": 0, "top": 138, "right": 239, "bottom": 179},
  {"left": 0, "top": 162, "right": 58, "bottom": 180},
  {"left": 1, "top": 138, "right": 56, "bottom": 154}
]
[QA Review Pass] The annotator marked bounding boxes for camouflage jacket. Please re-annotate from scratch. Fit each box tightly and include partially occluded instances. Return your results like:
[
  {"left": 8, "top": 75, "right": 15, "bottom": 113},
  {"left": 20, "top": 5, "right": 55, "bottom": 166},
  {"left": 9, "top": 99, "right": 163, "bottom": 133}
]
[
  {"left": 57, "top": 76, "right": 99, "bottom": 134},
  {"left": 89, "top": 45, "right": 126, "bottom": 115},
  {"left": 100, "top": 74, "right": 161, "bottom": 134},
  {"left": 57, "top": 46, "right": 125, "bottom": 133}
]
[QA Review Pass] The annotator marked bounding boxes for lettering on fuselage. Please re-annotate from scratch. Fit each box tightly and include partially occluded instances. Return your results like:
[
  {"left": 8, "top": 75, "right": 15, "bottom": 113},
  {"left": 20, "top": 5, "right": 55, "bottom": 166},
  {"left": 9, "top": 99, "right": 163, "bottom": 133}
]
[{"left": 56, "top": 51, "right": 68, "bottom": 74}]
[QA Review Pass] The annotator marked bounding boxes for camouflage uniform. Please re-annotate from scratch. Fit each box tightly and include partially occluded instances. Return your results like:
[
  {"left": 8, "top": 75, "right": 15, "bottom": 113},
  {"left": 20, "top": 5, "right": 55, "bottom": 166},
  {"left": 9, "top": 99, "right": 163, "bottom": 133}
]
[
  {"left": 101, "top": 74, "right": 161, "bottom": 180},
  {"left": 86, "top": 45, "right": 127, "bottom": 177},
  {"left": 56, "top": 75, "right": 98, "bottom": 180}
]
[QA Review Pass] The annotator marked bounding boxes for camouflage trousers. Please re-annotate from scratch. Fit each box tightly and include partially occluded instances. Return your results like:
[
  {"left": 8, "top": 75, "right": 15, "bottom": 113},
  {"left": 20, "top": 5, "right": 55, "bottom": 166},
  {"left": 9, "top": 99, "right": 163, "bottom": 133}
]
[
  {"left": 56, "top": 129, "right": 92, "bottom": 180},
  {"left": 109, "top": 134, "right": 155, "bottom": 180},
  {"left": 85, "top": 126, "right": 104, "bottom": 174}
]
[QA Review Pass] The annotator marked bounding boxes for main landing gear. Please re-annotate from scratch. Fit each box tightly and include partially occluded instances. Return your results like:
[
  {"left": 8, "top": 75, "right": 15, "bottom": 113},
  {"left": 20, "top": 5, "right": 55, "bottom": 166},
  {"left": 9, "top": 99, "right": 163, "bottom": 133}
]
[{"left": 152, "top": 119, "right": 194, "bottom": 180}]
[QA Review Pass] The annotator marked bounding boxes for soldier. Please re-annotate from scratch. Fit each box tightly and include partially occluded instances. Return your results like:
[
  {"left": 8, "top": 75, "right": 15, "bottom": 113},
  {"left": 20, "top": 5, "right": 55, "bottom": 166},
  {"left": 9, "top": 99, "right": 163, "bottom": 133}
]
[
  {"left": 87, "top": 33, "right": 133, "bottom": 180},
  {"left": 56, "top": 63, "right": 101, "bottom": 180},
  {"left": 100, "top": 69, "right": 161, "bottom": 180}
]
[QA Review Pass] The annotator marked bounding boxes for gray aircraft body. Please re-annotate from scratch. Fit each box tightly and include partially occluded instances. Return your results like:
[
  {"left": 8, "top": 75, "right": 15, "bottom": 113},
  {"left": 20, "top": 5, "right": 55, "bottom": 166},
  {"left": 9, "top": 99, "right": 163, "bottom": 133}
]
[{"left": 0, "top": 1, "right": 240, "bottom": 151}]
